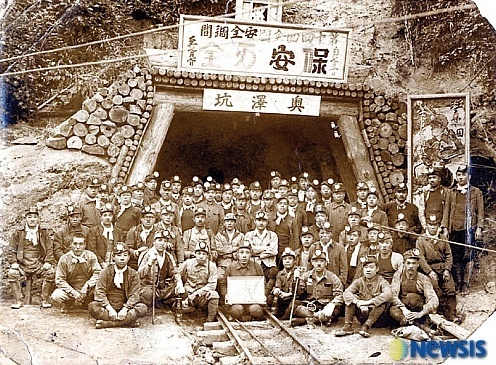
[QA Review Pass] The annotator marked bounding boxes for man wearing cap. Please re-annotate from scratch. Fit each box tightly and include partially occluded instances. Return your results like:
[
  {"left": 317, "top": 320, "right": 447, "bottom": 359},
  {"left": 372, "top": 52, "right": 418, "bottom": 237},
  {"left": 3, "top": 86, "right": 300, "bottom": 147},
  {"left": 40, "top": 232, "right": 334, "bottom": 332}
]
[
  {"left": 79, "top": 177, "right": 102, "bottom": 229},
  {"left": 338, "top": 206, "right": 367, "bottom": 245},
  {"left": 143, "top": 172, "right": 160, "bottom": 206},
  {"left": 376, "top": 232, "right": 403, "bottom": 283},
  {"left": 269, "top": 171, "right": 282, "bottom": 194},
  {"left": 170, "top": 175, "right": 183, "bottom": 204},
  {"left": 224, "top": 241, "right": 265, "bottom": 321},
  {"left": 271, "top": 247, "right": 300, "bottom": 319},
  {"left": 336, "top": 255, "right": 392, "bottom": 337},
  {"left": 245, "top": 211, "right": 279, "bottom": 295},
  {"left": 220, "top": 183, "right": 234, "bottom": 215},
  {"left": 344, "top": 225, "right": 366, "bottom": 286},
  {"left": 391, "top": 213, "right": 416, "bottom": 255},
  {"left": 320, "top": 178, "right": 335, "bottom": 209},
  {"left": 183, "top": 207, "right": 216, "bottom": 260},
  {"left": 151, "top": 180, "right": 181, "bottom": 229},
  {"left": 297, "top": 172, "right": 310, "bottom": 202},
  {"left": 131, "top": 182, "right": 146, "bottom": 208},
  {"left": 416, "top": 167, "right": 449, "bottom": 232},
  {"left": 382, "top": 183, "right": 421, "bottom": 234},
  {"left": 295, "top": 226, "right": 314, "bottom": 269},
  {"left": 51, "top": 232, "right": 102, "bottom": 311},
  {"left": 96, "top": 184, "right": 110, "bottom": 208},
  {"left": 262, "top": 190, "right": 276, "bottom": 216},
  {"left": 302, "top": 180, "right": 320, "bottom": 227},
  {"left": 192, "top": 176, "right": 205, "bottom": 204},
  {"left": 179, "top": 186, "right": 196, "bottom": 233},
  {"left": 287, "top": 188, "right": 307, "bottom": 237},
  {"left": 155, "top": 205, "right": 185, "bottom": 265},
  {"left": 442, "top": 164, "right": 484, "bottom": 295},
  {"left": 361, "top": 187, "right": 388, "bottom": 228},
  {"left": 278, "top": 179, "right": 290, "bottom": 197},
  {"left": 177, "top": 242, "right": 219, "bottom": 322},
  {"left": 416, "top": 214, "right": 457, "bottom": 321},
  {"left": 115, "top": 186, "right": 142, "bottom": 238},
  {"left": 310, "top": 204, "right": 329, "bottom": 238},
  {"left": 215, "top": 213, "right": 245, "bottom": 301},
  {"left": 53, "top": 204, "right": 90, "bottom": 263},
  {"left": 389, "top": 249, "right": 438, "bottom": 327},
  {"left": 292, "top": 249, "right": 344, "bottom": 326},
  {"left": 309, "top": 222, "right": 348, "bottom": 286},
  {"left": 247, "top": 181, "right": 264, "bottom": 219},
  {"left": 268, "top": 196, "right": 300, "bottom": 265},
  {"left": 197, "top": 182, "right": 225, "bottom": 235},
  {"left": 232, "top": 192, "right": 253, "bottom": 234},
  {"left": 328, "top": 183, "right": 351, "bottom": 242},
  {"left": 351, "top": 182, "right": 370, "bottom": 210},
  {"left": 214, "top": 183, "right": 223, "bottom": 204},
  {"left": 89, "top": 242, "right": 147, "bottom": 328},
  {"left": 126, "top": 206, "right": 157, "bottom": 270},
  {"left": 138, "top": 230, "right": 184, "bottom": 307},
  {"left": 7, "top": 207, "right": 55, "bottom": 309},
  {"left": 87, "top": 202, "right": 124, "bottom": 269}
]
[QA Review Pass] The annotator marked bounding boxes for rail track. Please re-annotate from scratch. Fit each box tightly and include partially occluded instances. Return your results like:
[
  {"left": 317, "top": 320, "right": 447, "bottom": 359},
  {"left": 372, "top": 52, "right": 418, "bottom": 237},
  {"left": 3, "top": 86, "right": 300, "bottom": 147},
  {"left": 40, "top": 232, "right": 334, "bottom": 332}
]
[{"left": 198, "top": 309, "right": 332, "bottom": 364}]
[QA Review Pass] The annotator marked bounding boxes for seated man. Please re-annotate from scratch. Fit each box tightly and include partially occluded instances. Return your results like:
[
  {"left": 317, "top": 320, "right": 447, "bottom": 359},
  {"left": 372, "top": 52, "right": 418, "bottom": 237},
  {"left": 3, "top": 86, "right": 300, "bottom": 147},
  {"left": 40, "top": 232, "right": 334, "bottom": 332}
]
[
  {"left": 270, "top": 247, "right": 300, "bottom": 319},
  {"left": 177, "top": 242, "right": 219, "bottom": 323},
  {"left": 51, "top": 233, "right": 102, "bottom": 311},
  {"left": 389, "top": 249, "right": 439, "bottom": 327},
  {"left": 224, "top": 241, "right": 265, "bottom": 321},
  {"left": 292, "top": 249, "right": 344, "bottom": 327},
  {"left": 138, "top": 230, "right": 184, "bottom": 308},
  {"left": 6, "top": 206, "right": 55, "bottom": 309},
  {"left": 336, "top": 255, "right": 392, "bottom": 338},
  {"left": 89, "top": 242, "right": 147, "bottom": 328}
]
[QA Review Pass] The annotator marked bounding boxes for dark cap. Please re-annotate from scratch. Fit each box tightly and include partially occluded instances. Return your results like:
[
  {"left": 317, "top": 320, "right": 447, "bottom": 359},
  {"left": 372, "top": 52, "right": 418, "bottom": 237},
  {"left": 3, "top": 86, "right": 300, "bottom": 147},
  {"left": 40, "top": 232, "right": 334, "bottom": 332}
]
[
  {"left": 255, "top": 211, "right": 269, "bottom": 220},
  {"left": 132, "top": 182, "right": 145, "bottom": 191},
  {"left": 367, "top": 222, "right": 381, "bottom": 232},
  {"left": 281, "top": 247, "right": 296, "bottom": 258},
  {"left": 118, "top": 186, "right": 132, "bottom": 196},
  {"left": 141, "top": 206, "right": 156, "bottom": 216},
  {"left": 25, "top": 206, "right": 39, "bottom": 216},
  {"left": 263, "top": 190, "right": 275, "bottom": 199},
  {"left": 403, "top": 248, "right": 422, "bottom": 261},
  {"left": 288, "top": 188, "right": 299, "bottom": 197},
  {"left": 87, "top": 177, "right": 101, "bottom": 187},
  {"left": 314, "top": 204, "right": 327, "bottom": 215},
  {"left": 456, "top": 164, "right": 468, "bottom": 174},
  {"left": 360, "top": 255, "right": 378, "bottom": 266},
  {"left": 347, "top": 206, "right": 361, "bottom": 217},
  {"left": 204, "top": 182, "right": 215, "bottom": 192},
  {"left": 427, "top": 167, "right": 444, "bottom": 177},
  {"left": 161, "top": 180, "right": 172, "bottom": 190},
  {"left": 231, "top": 177, "right": 241, "bottom": 186},
  {"left": 113, "top": 242, "right": 129, "bottom": 254},
  {"left": 345, "top": 225, "right": 361, "bottom": 235},
  {"left": 311, "top": 249, "right": 327, "bottom": 261},
  {"left": 367, "top": 187, "right": 379, "bottom": 197},
  {"left": 319, "top": 221, "right": 332, "bottom": 232},
  {"left": 377, "top": 231, "right": 393, "bottom": 242},
  {"left": 320, "top": 178, "right": 335, "bottom": 188},
  {"left": 395, "top": 182, "right": 408, "bottom": 192},
  {"left": 249, "top": 181, "right": 262, "bottom": 190},
  {"left": 194, "top": 207, "right": 207, "bottom": 216},
  {"left": 100, "top": 202, "right": 115, "bottom": 214},
  {"left": 426, "top": 214, "right": 441, "bottom": 225},
  {"left": 394, "top": 213, "right": 407, "bottom": 225},
  {"left": 160, "top": 204, "right": 175, "bottom": 215},
  {"left": 192, "top": 176, "right": 203, "bottom": 186},
  {"left": 224, "top": 212, "right": 236, "bottom": 221},
  {"left": 332, "top": 183, "right": 346, "bottom": 193},
  {"left": 171, "top": 175, "right": 182, "bottom": 183},
  {"left": 299, "top": 172, "right": 309, "bottom": 180},
  {"left": 301, "top": 226, "right": 314, "bottom": 236},
  {"left": 238, "top": 241, "right": 252, "bottom": 251},
  {"left": 357, "top": 181, "right": 369, "bottom": 190},
  {"left": 145, "top": 171, "right": 160, "bottom": 182},
  {"left": 270, "top": 171, "right": 282, "bottom": 178},
  {"left": 154, "top": 229, "right": 172, "bottom": 240},
  {"left": 222, "top": 183, "right": 232, "bottom": 192},
  {"left": 67, "top": 204, "right": 82, "bottom": 216},
  {"left": 99, "top": 184, "right": 109, "bottom": 193},
  {"left": 195, "top": 241, "right": 209, "bottom": 253},
  {"left": 182, "top": 186, "right": 194, "bottom": 195}
]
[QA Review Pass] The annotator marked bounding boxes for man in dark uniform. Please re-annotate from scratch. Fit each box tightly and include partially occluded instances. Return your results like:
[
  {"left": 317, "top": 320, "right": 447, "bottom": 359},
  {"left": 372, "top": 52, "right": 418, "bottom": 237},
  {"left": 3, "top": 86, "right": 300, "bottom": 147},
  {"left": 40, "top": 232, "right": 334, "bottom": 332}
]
[
  {"left": 53, "top": 204, "right": 89, "bottom": 263},
  {"left": 179, "top": 186, "right": 196, "bottom": 233},
  {"left": 170, "top": 175, "right": 183, "bottom": 204},
  {"left": 268, "top": 196, "right": 300, "bottom": 265},
  {"left": 361, "top": 187, "right": 388, "bottom": 228},
  {"left": 143, "top": 172, "right": 160, "bottom": 206},
  {"left": 220, "top": 183, "right": 234, "bottom": 215},
  {"left": 155, "top": 205, "right": 185, "bottom": 265},
  {"left": 7, "top": 207, "right": 55, "bottom": 309},
  {"left": 115, "top": 186, "right": 142, "bottom": 238},
  {"left": 131, "top": 182, "right": 145, "bottom": 208},
  {"left": 89, "top": 242, "right": 147, "bottom": 328},
  {"left": 418, "top": 167, "right": 449, "bottom": 232},
  {"left": 151, "top": 180, "right": 181, "bottom": 229},
  {"left": 197, "top": 181, "right": 225, "bottom": 235},
  {"left": 232, "top": 192, "right": 253, "bottom": 234},
  {"left": 247, "top": 181, "right": 264, "bottom": 219},
  {"left": 79, "top": 177, "right": 102, "bottom": 229},
  {"left": 382, "top": 183, "right": 421, "bottom": 234},
  {"left": 287, "top": 188, "right": 307, "bottom": 237},
  {"left": 328, "top": 183, "right": 351, "bottom": 242},
  {"left": 351, "top": 181, "right": 370, "bottom": 210},
  {"left": 269, "top": 170, "right": 282, "bottom": 194},
  {"left": 126, "top": 206, "right": 157, "bottom": 270},
  {"left": 391, "top": 213, "right": 417, "bottom": 255},
  {"left": 320, "top": 178, "right": 335, "bottom": 209}
]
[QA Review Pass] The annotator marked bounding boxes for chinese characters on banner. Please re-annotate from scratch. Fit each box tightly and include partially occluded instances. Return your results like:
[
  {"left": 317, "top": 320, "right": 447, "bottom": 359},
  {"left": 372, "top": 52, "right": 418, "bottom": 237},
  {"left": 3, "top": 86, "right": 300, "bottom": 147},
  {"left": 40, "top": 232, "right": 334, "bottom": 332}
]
[
  {"left": 178, "top": 15, "right": 350, "bottom": 82},
  {"left": 203, "top": 89, "right": 321, "bottom": 116}
]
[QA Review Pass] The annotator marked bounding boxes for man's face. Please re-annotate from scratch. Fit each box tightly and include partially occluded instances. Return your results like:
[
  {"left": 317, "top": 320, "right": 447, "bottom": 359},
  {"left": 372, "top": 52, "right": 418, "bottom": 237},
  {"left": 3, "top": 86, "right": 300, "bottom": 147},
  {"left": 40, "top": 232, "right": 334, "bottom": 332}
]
[
  {"left": 288, "top": 195, "right": 298, "bottom": 207},
  {"left": 69, "top": 214, "right": 82, "bottom": 227},
  {"left": 368, "top": 230, "right": 379, "bottom": 242},
  {"left": 348, "top": 214, "right": 360, "bottom": 226},
  {"left": 305, "top": 188, "right": 317, "bottom": 200},
  {"left": 428, "top": 175, "right": 441, "bottom": 188},
  {"left": 161, "top": 212, "right": 174, "bottom": 225},
  {"left": 171, "top": 182, "right": 182, "bottom": 194},
  {"left": 249, "top": 189, "right": 262, "bottom": 200},
  {"left": 301, "top": 234, "right": 314, "bottom": 248},
  {"left": 145, "top": 180, "right": 157, "bottom": 191},
  {"left": 366, "top": 194, "right": 378, "bottom": 208},
  {"left": 363, "top": 262, "right": 378, "bottom": 279},
  {"left": 276, "top": 199, "right": 288, "bottom": 214},
  {"left": 235, "top": 198, "right": 247, "bottom": 210},
  {"left": 378, "top": 239, "right": 393, "bottom": 255},
  {"left": 160, "top": 187, "right": 172, "bottom": 199},
  {"left": 25, "top": 213, "right": 39, "bottom": 228},
  {"left": 205, "top": 190, "right": 215, "bottom": 202},
  {"left": 141, "top": 213, "right": 156, "bottom": 228},
  {"left": 86, "top": 186, "right": 98, "bottom": 198},
  {"left": 395, "top": 220, "right": 408, "bottom": 233},
  {"left": 132, "top": 189, "right": 144, "bottom": 200},
  {"left": 320, "top": 185, "right": 332, "bottom": 198},
  {"left": 120, "top": 193, "right": 132, "bottom": 205},
  {"left": 222, "top": 190, "right": 233, "bottom": 203},
  {"left": 195, "top": 250, "right": 208, "bottom": 264},
  {"left": 298, "top": 178, "right": 308, "bottom": 190},
  {"left": 263, "top": 197, "right": 274, "bottom": 208},
  {"left": 194, "top": 214, "right": 206, "bottom": 227},
  {"left": 346, "top": 231, "right": 360, "bottom": 245},
  {"left": 278, "top": 186, "right": 289, "bottom": 196},
  {"left": 456, "top": 171, "right": 468, "bottom": 186},
  {"left": 315, "top": 212, "right": 327, "bottom": 225},
  {"left": 312, "top": 258, "right": 326, "bottom": 273},
  {"left": 97, "top": 192, "right": 108, "bottom": 201},
  {"left": 332, "top": 191, "right": 345, "bottom": 204},
  {"left": 282, "top": 256, "right": 295, "bottom": 269},
  {"left": 224, "top": 219, "right": 235, "bottom": 231},
  {"left": 319, "top": 229, "right": 331, "bottom": 244},
  {"left": 114, "top": 251, "right": 130, "bottom": 269},
  {"left": 71, "top": 237, "right": 86, "bottom": 256},
  {"left": 182, "top": 194, "right": 193, "bottom": 205},
  {"left": 426, "top": 223, "right": 439, "bottom": 236},
  {"left": 193, "top": 185, "right": 204, "bottom": 197},
  {"left": 101, "top": 212, "right": 114, "bottom": 225},
  {"left": 154, "top": 237, "right": 166, "bottom": 252},
  {"left": 271, "top": 177, "right": 281, "bottom": 189},
  {"left": 238, "top": 248, "right": 252, "bottom": 265},
  {"left": 255, "top": 218, "right": 268, "bottom": 230},
  {"left": 357, "top": 189, "right": 368, "bottom": 200},
  {"left": 405, "top": 258, "right": 419, "bottom": 274},
  {"left": 395, "top": 190, "right": 407, "bottom": 202},
  {"left": 214, "top": 191, "right": 222, "bottom": 202}
]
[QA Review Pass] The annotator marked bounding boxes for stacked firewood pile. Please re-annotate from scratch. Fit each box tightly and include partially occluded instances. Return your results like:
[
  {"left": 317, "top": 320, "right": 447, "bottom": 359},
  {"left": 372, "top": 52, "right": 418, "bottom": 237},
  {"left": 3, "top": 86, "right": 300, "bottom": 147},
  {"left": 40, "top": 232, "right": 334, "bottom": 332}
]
[
  {"left": 46, "top": 66, "right": 154, "bottom": 182},
  {"left": 360, "top": 92, "right": 408, "bottom": 200}
]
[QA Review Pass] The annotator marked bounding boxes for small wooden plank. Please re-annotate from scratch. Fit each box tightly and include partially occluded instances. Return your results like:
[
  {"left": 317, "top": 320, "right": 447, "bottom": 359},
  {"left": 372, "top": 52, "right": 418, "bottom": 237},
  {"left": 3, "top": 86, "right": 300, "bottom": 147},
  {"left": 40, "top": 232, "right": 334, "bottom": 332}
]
[{"left": 429, "top": 314, "right": 470, "bottom": 339}]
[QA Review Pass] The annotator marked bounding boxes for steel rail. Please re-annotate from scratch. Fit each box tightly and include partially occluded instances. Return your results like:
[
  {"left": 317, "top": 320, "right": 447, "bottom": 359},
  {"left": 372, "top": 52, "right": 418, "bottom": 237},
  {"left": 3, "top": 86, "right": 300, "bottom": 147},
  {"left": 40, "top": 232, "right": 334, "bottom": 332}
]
[{"left": 217, "top": 310, "right": 255, "bottom": 364}]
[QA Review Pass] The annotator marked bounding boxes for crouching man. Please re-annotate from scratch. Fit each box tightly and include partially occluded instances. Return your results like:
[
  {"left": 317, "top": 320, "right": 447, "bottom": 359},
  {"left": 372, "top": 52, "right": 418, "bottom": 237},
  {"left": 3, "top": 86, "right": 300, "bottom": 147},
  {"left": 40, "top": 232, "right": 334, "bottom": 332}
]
[
  {"left": 89, "top": 242, "right": 147, "bottom": 328},
  {"left": 138, "top": 230, "right": 184, "bottom": 308},
  {"left": 51, "top": 233, "right": 102, "bottom": 312},
  {"left": 336, "top": 255, "right": 392, "bottom": 338},
  {"left": 177, "top": 241, "right": 219, "bottom": 322},
  {"left": 389, "top": 249, "right": 439, "bottom": 327}
]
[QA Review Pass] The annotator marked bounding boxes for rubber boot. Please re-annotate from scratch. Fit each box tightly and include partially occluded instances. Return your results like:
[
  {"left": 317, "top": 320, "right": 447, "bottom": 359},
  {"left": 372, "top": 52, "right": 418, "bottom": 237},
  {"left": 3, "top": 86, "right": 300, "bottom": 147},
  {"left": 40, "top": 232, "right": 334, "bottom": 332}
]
[
  {"left": 206, "top": 298, "right": 219, "bottom": 322},
  {"left": 10, "top": 281, "right": 23, "bottom": 309},
  {"left": 444, "top": 295, "right": 457, "bottom": 322},
  {"left": 40, "top": 281, "right": 54, "bottom": 308}
]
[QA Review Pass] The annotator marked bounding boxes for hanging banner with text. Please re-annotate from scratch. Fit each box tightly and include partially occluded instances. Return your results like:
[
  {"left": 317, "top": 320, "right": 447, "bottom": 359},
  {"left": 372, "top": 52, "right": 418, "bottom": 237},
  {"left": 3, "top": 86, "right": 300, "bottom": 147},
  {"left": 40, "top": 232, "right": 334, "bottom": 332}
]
[
  {"left": 179, "top": 15, "right": 350, "bottom": 83},
  {"left": 203, "top": 89, "right": 321, "bottom": 116}
]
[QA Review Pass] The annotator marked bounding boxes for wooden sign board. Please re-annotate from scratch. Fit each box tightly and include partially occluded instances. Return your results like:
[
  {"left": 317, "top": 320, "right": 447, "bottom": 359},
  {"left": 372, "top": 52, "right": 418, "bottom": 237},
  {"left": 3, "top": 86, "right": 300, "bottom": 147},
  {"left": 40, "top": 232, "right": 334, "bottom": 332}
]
[
  {"left": 178, "top": 15, "right": 350, "bottom": 82},
  {"left": 407, "top": 93, "right": 470, "bottom": 199},
  {"left": 203, "top": 89, "right": 321, "bottom": 116},
  {"left": 226, "top": 276, "right": 266, "bottom": 305}
]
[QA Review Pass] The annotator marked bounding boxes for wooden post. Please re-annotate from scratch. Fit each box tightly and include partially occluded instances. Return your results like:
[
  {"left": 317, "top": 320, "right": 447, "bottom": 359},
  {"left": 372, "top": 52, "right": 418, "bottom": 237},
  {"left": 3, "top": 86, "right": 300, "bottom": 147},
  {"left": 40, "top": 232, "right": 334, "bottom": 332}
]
[
  {"left": 338, "top": 115, "right": 384, "bottom": 202},
  {"left": 126, "top": 103, "right": 174, "bottom": 185}
]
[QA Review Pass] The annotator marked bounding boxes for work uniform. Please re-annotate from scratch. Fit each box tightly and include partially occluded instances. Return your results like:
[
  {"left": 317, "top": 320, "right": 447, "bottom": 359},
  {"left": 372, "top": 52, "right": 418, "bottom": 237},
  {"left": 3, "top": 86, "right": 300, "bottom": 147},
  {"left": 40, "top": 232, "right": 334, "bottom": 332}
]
[
  {"left": 308, "top": 241, "right": 348, "bottom": 286},
  {"left": 79, "top": 193, "right": 101, "bottom": 229},
  {"left": 53, "top": 223, "right": 89, "bottom": 263},
  {"left": 125, "top": 224, "right": 157, "bottom": 270},
  {"left": 197, "top": 200, "right": 225, "bottom": 235},
  {"left": 87, "top": 224, "right": 124, "bottom": 267},
  {"left": 154, "top": 222, "right": 185, "bottom": 265}
]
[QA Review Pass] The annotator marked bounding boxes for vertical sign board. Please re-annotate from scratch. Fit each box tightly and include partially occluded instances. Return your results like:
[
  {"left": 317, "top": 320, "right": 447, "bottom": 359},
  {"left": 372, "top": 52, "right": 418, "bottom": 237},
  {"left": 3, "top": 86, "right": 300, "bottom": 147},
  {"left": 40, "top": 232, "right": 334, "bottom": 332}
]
[
  {"left": 178, "top": 15, "right": 350, "bottom": 83},
  {"left": 407, "top": 93, "right": 470, "bottom": 202}
]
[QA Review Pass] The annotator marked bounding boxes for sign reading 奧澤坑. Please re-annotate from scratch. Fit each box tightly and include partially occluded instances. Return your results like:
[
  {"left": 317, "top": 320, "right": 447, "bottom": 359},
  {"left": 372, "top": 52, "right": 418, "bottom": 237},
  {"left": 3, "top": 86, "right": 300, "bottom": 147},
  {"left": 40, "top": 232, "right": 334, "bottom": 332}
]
[{"left": 179, "top": 15, "right": 350, "bottom": 83}]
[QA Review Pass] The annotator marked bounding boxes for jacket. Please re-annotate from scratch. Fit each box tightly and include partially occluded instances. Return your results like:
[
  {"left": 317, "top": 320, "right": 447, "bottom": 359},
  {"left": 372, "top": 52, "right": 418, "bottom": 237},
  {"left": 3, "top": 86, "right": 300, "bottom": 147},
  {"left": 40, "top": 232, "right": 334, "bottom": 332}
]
[
  {"left": 94, "top": 265, "right": 141, "bottom": 309},
  {"left": 7, "top": 227, "right": 55, "bottom": 266},
  {"left": 442, "top": 186, "right": 484, "bottom": 232},
  {"left": 86, "top": 224, "right": 124, "bottom": 265}
]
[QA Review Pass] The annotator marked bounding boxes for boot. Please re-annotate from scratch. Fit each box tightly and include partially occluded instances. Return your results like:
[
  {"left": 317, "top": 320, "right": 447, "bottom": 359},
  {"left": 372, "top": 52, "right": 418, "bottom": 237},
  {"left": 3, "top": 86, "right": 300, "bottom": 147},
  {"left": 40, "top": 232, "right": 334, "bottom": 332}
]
[
  {"left": 358, "top": 324, "right": 370, "bottom": 338},
  {"left": 444, "top": 296, "right": 457, "bottom": 322},
  {"left": 40, "top": 281, "right": 54, "bottom": 308},
  {"left": 206, "top": 298, "right": 219, "bottom": 322},
  {"left": 95, "top": 320, "right": 121, "bottom": 329},
  {"left": 10, "top": 281, "right": 23, "bottom": 309},
  {"left": 335, "top": 321, "right": 354, "bottom": 337}
]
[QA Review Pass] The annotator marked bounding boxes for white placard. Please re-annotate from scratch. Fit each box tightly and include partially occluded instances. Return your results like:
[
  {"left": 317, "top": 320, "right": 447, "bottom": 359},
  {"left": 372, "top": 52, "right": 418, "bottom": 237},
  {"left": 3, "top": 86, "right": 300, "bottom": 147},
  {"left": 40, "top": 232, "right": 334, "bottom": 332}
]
[
  {"left": 179, "top": 15, "right": 350, "bottom": 82},
  {"left": 226, "top": 276, "right": 266, "bottom": 305},
  {"left": 203, "top": 89, "right": 321, "bottom": 116}
]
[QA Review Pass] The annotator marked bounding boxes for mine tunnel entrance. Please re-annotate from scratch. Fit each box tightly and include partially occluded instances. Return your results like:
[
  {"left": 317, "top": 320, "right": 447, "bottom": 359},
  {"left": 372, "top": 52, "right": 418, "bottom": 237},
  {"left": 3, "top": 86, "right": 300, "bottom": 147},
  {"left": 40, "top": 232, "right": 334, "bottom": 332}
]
[{"left": 153, "top": 111, "right": 358, "bottom": 199}]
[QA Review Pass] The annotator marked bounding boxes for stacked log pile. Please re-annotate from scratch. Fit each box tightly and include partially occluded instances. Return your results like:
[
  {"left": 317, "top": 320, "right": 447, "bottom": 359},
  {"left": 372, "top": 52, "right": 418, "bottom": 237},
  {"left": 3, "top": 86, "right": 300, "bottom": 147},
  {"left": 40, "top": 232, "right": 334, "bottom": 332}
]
[
  {"left": 360, "top": 92, "right": 408, "bottom": 201},
  {"left": 46, "top": 66, "right": 154, "bottom": 182}
]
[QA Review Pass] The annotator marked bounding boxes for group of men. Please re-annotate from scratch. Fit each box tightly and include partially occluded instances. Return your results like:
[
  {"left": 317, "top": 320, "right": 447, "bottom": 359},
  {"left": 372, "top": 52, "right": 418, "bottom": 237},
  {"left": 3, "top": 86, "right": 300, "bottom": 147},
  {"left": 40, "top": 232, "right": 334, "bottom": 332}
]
[{"left": 5, "top": 165, "right": 484, "bottom": 335}]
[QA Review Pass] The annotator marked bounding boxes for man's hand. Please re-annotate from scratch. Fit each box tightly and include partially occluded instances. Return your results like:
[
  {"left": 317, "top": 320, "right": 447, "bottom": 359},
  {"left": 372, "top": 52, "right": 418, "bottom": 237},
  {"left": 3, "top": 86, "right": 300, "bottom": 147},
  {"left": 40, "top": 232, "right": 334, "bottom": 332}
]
[
  {"left": 443, "top": 270, "right": 450, "bottom": 283},
  {"left": 429, "top": 271, "right": 438, "bottom": 282},
  {"left": 107, "top": 305, "right": 118, "bottom": 320},
  {"left": 279, "top": 291, "right": 292, "bottom": 300},
  {"left": 272, "top": 288, "right": 281, "bottom": 296},
  {"left": 72, "top": 290, "right": 83, "bottom": 302},
  {"left": 322, "top": 303, "right": 335, "bottom": 317},
  {"left": 294, "top": 267, "right": 301, "bottom": 279},
  {"left": 475, "top": 227, "right": 483, "bottom": 241},
  {"left": 117, "top": 307, "right": 128, "bottom": 321},
  {"left": 405, "top": 311, "right": 423, "bottom": 321},
  {"left": 401, "top": 306, "right": 411, "bottom": 318},
  {"left": 176, "top": 285, "right": 186, "bottom": 295},
  {"left": 42, "top": 262, "right": 51, "bottom": 270}
]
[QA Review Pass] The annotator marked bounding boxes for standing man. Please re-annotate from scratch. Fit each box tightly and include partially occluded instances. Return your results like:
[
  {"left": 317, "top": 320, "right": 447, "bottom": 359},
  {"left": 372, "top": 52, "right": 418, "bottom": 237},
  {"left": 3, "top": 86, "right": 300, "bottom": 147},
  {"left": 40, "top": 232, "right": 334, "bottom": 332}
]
[
  {"left": 126, "top": 206, "right": 157, "bottom": 270},
  {"left": 327, "top": 183, "right": 351, "bottom": 242},
  {"left": 320, "top": 178, "right": 335, "bottom": 209},
  {"left": 143, "top": 172, "right": 160, "bottom": 206},
  {"left": 183, "top": 207, "right": 216, "bottom": 260},
  {"left": 89, "top": 242, "right": 147, "bottom": 328},
  {"left": 170, "top": 175, "right": 183, "bottom": 204},
  {"left": 155, "top": 205, "right": 185, "bottom": 265},
  {"left": 382, "top": 183, "right": 421, "bottom": 234},
  {"left": 220, "top": 183, "right": 234, "bottom": 215},
  {"left": 417, "top": 167, "right": 449, "bottom": 232},
  {"left": 151, "top": 180, "right": 181, "bottom": 229},
  {"left": 197, "top": 182, "right": 225, "bottom": 235},
  {"left": 361, "top": 187, "right": 389, "bottom": 228},
  {"left": 232, "top": 192, "right": 253, "bottom": 234},
  {"left": 442, "top": 164, "right": 484, "bottom": 295},
  {"left": 7, "top": 207, "right": 55, "bottom": 309},
  {"left": 115, "top": 186, "right": 142, "bottom": 239},
  {"left": 53, "top": 204, "right": 89, "bottom": 263},
  {"left": 79, "top": 177, "right": 102, "bottom": 229},
  {"left": 268, "top": 196, "right": 300, "bottom": 263}
]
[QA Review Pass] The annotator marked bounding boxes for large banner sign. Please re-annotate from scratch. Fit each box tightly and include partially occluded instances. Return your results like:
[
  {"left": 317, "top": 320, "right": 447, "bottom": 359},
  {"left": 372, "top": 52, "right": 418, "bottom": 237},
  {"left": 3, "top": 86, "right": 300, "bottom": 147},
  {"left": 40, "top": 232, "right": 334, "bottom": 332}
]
[{"left": 178, "top": 15, "right": 350, "bottom": 82}]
